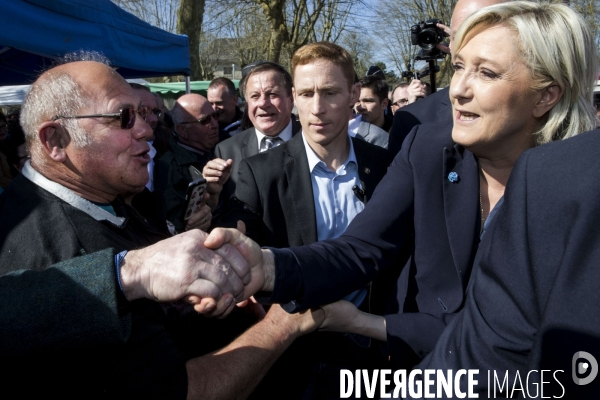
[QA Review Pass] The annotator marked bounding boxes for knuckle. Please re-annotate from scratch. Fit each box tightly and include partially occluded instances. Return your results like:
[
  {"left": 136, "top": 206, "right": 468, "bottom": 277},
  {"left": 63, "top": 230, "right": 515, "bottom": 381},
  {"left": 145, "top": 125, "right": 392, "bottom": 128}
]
[
  {"left": 179, "top": 232, "right": 195, "bottom": 247},
  {"left": 216, "top": 260, "right": 231, "bottom": 276},
  {"left": 231, "top": 281, "right": 244, "bottom": 299},
  {"left": 211, "top": 253, "right": 227, "bottom": 270}
]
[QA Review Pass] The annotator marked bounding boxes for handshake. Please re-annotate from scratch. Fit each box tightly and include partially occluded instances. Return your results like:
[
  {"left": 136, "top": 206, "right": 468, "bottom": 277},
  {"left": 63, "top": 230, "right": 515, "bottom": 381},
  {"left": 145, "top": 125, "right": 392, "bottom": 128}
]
[{"left": 120, "top": 222, "right": 273, "bottom": 318}]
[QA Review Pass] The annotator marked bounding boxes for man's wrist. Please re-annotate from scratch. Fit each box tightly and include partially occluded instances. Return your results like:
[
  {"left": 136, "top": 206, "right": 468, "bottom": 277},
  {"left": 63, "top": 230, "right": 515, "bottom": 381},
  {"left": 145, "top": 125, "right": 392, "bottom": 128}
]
[
  {"left": 114, "top": 251, "right": 128, "bottom": 292},
  {"left": 207, "top": 185, "right": 223, "bottom": 196},
  {"left": 262, "top": 306, "right": 306, "bottom": 342},
  {"left": 119, "top": 250, "right": 144, "bottom": 301},
  {"left": 261, "top": 249, "right": 276, "bottom": 292}
]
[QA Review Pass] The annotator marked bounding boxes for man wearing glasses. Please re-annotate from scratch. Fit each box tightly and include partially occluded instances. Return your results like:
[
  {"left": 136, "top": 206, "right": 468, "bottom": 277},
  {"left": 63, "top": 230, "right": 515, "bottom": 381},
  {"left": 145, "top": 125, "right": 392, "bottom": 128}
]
[
  {"left": 390, "top": 80, "right": 428, "bottom": 114},
  {"left": 154, "top": 93, "right": 217, "bottom": 232},
  {"left": 0, "top": 60, "right": 321, "bottom": 399}
]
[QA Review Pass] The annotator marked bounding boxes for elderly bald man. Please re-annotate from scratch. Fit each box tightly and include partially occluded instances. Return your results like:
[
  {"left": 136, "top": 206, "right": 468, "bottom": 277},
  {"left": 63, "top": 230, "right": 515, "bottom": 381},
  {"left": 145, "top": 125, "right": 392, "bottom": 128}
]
[
  {"left": 0, "top": 61, "right": 322, "bottom": 399},
  {"left": 154, "top": 93, "right": 217, "bottom": 232}
]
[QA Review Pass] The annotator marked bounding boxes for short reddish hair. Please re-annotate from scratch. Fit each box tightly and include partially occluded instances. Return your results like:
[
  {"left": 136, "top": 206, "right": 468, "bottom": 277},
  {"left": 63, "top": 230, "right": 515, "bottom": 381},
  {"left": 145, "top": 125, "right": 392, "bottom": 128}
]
[{"left": 291, "top": 42, "right": 355, "bottom": 89}]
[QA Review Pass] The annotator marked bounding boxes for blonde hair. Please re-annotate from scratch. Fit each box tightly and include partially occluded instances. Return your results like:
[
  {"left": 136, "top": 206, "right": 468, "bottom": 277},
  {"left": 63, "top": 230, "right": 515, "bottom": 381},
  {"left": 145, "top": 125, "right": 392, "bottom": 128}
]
[{"left": 454, "top": 1, "right": 598, "bottom": 144}]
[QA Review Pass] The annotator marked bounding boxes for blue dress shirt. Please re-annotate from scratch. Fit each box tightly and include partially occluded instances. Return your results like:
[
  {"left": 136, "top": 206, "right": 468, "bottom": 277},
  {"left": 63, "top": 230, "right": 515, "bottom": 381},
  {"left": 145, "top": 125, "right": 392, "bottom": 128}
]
[{"left": 302, "top": 133, "right": 367, "bottom": 307}]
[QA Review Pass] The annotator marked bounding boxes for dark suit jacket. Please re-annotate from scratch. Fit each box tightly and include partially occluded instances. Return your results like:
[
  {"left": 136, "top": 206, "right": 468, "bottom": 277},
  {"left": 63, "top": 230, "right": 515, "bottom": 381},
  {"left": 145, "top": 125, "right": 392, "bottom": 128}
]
[
  {"left": 221, "top": 133, "right": 393, "bottom": 399},
  {"left": 214, "top": 118, "right": 302, "bottom": 210},
  {"left": 388, "top": 86, "right": 452, "bottom": 156},
  {"left": 269, "top": 119, "right": 482, "bottom": 365},
  {"left": 0, "top": 175, "right": 189, "bottom": 399},
  {"left": 413, "top": 129, "right": 600, "bottom": 398},
  {"left": 222, "top": 133, "right": 392, "bottom": 249}
]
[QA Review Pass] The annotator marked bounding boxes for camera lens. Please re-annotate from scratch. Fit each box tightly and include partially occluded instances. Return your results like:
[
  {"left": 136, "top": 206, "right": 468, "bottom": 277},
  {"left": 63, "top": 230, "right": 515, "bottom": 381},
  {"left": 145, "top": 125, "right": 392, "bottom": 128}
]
[{"left": 418, "top": 29, "right": 438, "bottom": 50}]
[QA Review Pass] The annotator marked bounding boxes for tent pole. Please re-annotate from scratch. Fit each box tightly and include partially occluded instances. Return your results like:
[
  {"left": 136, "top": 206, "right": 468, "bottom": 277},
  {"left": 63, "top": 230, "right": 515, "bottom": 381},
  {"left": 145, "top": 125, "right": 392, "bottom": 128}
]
[{"left": 185, "top": 76, "right": 191, "bottom": 94}]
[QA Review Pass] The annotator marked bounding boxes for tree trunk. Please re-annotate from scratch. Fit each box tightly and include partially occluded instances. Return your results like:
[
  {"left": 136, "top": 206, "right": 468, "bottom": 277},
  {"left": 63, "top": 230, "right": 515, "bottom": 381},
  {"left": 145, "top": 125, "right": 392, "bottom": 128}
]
[
  {"left": 177, "top": 0, "right": 206, "bottom": 80},
  {"left": 257, "top": 0, "right": 287, "bottom": 63}
]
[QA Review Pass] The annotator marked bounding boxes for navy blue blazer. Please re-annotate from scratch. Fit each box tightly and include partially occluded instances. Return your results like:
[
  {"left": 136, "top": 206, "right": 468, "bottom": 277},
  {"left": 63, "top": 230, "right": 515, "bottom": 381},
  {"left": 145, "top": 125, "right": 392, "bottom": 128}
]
[
  {"left": 270, "top": 119, "right": 482, "bottom": 364},
  {"left": 388, "top": 86, "right": 452, "bottom": 156},
  {"left": 413, "top": 128, "right": 600, "bottom": 398}
]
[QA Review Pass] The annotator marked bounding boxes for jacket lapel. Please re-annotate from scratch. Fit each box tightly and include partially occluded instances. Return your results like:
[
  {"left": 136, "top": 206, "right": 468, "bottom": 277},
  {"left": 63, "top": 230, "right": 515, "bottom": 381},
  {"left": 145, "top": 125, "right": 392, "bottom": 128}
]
[
  {"left": 284, "top": 134, "right": 318, "bottom": 244},
  {"left": 442, "top": 144, "right": 480, "bottom": 289},
  {"left": 353, "top": 138, "right": 376, "bottom": 203},
  {"left": 241, "top": 129, "right": 259, "bottom": 160}
]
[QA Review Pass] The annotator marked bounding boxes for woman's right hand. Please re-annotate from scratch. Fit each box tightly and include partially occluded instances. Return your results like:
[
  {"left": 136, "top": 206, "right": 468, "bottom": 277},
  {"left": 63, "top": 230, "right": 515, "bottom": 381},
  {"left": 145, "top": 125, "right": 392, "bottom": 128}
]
[
  {"left": 320, "top": 300, "right": 388, "bottom": 342},
  {"left": 319, "top": 300, "right": 361, "bottom": 333}
]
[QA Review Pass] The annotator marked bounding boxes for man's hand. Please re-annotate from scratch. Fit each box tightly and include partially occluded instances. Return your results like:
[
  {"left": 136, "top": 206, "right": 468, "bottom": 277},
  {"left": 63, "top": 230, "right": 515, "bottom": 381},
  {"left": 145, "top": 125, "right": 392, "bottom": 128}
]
[
  {"left": 203, "top": 222, "right": 274, "bottom": 302},
  {"left": 119, "top": 230, "right": 252, "bottom": 318},
  {"left": 185, "top": 193, "right": 212, "bottom": 231},
  {"left": 202, "top": 158, "right": 233, "bottom": 211},
  {"left": 185, "top": 302, "right": 325, "bottom": 399},
  {"left": 407, "top": 79, "right": 427, "bottom": 104},
  {"left": 436, "top": 22, "right": 451, "bottom": 54}
]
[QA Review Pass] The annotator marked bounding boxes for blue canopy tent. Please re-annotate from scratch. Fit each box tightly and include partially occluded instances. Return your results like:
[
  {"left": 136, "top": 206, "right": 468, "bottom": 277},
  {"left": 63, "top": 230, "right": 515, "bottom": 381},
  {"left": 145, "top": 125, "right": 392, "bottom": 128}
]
[{"left": 0, "top": 0, "right": 191, "bottom": 85}]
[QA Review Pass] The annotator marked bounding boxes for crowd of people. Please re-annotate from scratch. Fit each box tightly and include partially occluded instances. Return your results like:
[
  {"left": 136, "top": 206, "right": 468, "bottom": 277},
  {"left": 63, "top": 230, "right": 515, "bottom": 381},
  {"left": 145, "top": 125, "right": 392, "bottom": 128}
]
[{"left": 1, "top": 0, "right": 600, "bottom": 399}]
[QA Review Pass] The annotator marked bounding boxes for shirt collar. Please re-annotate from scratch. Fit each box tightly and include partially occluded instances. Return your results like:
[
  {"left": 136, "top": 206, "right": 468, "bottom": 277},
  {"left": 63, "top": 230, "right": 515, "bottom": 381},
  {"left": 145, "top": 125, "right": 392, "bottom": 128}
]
[
  {"left": 301, "top": 131, "right": 357, "bottom": 173},
  {"left": 21, "top": 161, "right": 126, "bottom": 227},
  {"left": 347, "top": 114, "right": 362, "bottom": 136},
  {"left": 255, "top": 119, "right": 293, "bottom": 151},
  {"left": 148, "top": 141, "right": 157, "bottom": 158}
]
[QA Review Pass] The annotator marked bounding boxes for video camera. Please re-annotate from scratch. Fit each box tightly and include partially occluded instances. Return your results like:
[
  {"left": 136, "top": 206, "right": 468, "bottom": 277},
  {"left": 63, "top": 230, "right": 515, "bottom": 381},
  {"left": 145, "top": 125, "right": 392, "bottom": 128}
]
[
  {"left": 407, "top": 18, "right": 448, "bottom": 93},
  {"left": 411, "top": 18, "right": 447, "bottom": 61}
]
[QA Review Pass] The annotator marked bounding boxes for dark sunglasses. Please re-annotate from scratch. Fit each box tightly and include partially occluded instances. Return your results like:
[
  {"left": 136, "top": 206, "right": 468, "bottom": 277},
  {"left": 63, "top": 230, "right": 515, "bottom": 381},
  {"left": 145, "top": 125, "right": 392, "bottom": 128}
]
[
  {"left": 53, "top": 107, "right": 138, "bottom": 130},
  {"left": 179, "top": 113, "right": 218, "bottom": 126}
]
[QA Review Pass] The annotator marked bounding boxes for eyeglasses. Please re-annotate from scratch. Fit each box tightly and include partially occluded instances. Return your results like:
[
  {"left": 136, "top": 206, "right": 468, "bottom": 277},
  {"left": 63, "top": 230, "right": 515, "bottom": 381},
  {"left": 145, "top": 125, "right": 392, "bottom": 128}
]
[
  {"left": 392, "top": 99, "right": 409, "bottom": 108},
  {"left": 53, "top": 107, "right": 138, "bottom": 130},
  {"left": 179, "top": 113, "right": 218, "bottom": 126},
  {"left": 139, "top": 106, "right": 162, "bottom": 120}
]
